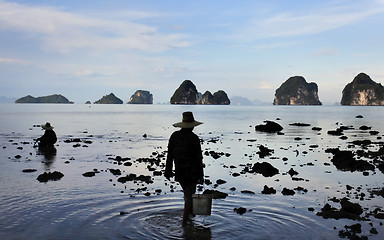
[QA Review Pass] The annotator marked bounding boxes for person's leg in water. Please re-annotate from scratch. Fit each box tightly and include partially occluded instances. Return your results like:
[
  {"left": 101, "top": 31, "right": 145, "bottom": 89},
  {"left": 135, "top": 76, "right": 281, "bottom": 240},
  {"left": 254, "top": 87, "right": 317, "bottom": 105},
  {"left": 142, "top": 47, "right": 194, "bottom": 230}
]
[{"left": 181, "top": 182, "right": 197, "bottom": 226}]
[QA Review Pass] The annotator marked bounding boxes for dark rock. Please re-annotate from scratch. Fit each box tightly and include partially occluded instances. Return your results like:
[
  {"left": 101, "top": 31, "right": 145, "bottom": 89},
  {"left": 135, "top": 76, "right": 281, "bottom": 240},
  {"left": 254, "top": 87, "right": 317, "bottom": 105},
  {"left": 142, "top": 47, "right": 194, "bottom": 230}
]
[
  {"left": 82, "top": 172, "right": 96, "bottom": 177},
  {"left": 241, "top": 190, "right": 255, "bottom": 194},
  {"left": 257, "top": 145, "right": 274, "bottom": 158},
  {"left": 109, "top": 169, "right": 121, "bottom": 176},
  {"left": 327, "top": 128, "right": 344, "bottom": 136},
  {"left": 234, "top": 207, "right": 247, "bottom": 215},
  {"left": 312, "top": 127, "right": 322, "bottom": 131},
  {"left": 37, "top": 171, "right": 64, "bottom": 182},
  {"left": 261, "top": 185, "right": 276, "bottom": 194},
  {"left": 289, "top": 123, "right": 311, "bottom": 127},
  {"left": 288, "top": 168, "right": 298, "bottom": 177},
  {"left": 330, "top": 150, "right": 375, "bottom": 172},
  {"left": 282, "top": 188, "right": 295, "bottom": 196},
  {"left": 22, "top": 169, "right": 37, "bottom": 173},
  {"left": 352, "top": 140, "right": 371, "bottom": 145},
  {"left": 356, "top": 115, "right": 364, "bottom": 118},
  {"left": 255, "top": 121, "right": 283, "bottom": 133},
  {"left": 370, "top": 227, "right": 378, "bottom": 234},
  {"left": 359, "top": 125, "right": 371, "bottom": 130},
  {"left": 250, "top": 162, "right": 279, "bottom": 177},
  {"left": 338, "top": 223, "right": 363, "bottom": 239},
  {"left": 203, "top": 189, "right": 228, "bottom": 199},
  {"left": 294, "top": 186, "right": 308, "bottom": 192},
  {"left": 316, "top": 198, "right": 363, "bottom": 220},
  {"left": 117, "top": 174, "right": 153, "bottom": 184},
  {"left": 369, "top": 130, "right": 379, "bottom": 135},
  {"left": 273, "top": 76, "right": 322, "bottom": 105}
]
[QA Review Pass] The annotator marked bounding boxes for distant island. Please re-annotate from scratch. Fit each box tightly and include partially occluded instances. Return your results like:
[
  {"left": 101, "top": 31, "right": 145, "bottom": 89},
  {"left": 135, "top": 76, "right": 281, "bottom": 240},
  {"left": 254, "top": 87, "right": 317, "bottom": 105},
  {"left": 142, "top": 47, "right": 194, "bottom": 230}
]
[
  {"left": 94, "top": 93, "right": 123, "bottom": 104},
  {"left": 273, "top": 76, "right": 322, "bottom": 105},
  {"left": 200, "top": 90, "right": 230, "bottom": 105},
  {"left": 170, "top": 80, "right": 230, "bottom": 105},
  {"left": 10, "top": 72, "right": 384, "bottom": 106},
  {"left": 341, "top": 73, "right": 384, "bottom": 105},
  {"left": 128, "top": 90, "right": 153, "bottom": 104},
  {"left": 15, "top": 94, "right": 73, "bottom": 104},
  {"left": 230, "top": 96, "right": 271, "bottom": 106}
]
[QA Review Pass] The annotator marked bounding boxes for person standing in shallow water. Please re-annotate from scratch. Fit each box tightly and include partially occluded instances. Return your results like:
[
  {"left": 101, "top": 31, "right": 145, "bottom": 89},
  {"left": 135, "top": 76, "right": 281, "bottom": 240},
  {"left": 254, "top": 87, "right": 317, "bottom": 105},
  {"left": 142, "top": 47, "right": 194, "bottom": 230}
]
[
  {"left": 37, "top": 122, "right": 57, "bottom": 147},
  {"left": 165, "top": 112, "right": 204, "bottom": 226}
]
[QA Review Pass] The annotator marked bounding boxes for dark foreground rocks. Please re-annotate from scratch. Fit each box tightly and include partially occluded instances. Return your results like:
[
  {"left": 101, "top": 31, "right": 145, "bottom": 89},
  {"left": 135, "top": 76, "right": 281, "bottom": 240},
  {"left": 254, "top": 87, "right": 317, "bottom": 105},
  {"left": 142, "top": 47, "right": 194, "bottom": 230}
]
[
  {"left": 328, "top": 149, "right": 375, "bottom": 172},
  {"left": 255, "top": 121, "right": 283, "bottom": 133},
  {"left": 316, "top": 197, "right": 363, "bottom": 220},
  {"left": 242, "top": 162, "right": 279, "bottom": 177},
  {"left": 203, "top": 189, "right": 228, "bottom": 199},
  {"left": 37, "top": 171, "right": 64, "bottom": 182}
]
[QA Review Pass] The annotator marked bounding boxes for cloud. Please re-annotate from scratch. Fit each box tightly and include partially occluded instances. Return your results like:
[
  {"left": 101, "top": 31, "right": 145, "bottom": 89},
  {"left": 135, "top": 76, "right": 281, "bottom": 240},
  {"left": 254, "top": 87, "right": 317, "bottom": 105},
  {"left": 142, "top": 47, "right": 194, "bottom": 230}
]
[
  {"left": 0, "top": 0, "right": 192, "bottom": 53},
  {"left": 312, "top": 47, "right": 338, "bottom": 56},
  {"left": 243, "top": 2, "right": 384, "bottom": 39},
  {"left": 0, "top": 56, "right": 27, "bottom": 64},
  {"left": 258, "top": 81, "right": 273, "bottom": 90}
]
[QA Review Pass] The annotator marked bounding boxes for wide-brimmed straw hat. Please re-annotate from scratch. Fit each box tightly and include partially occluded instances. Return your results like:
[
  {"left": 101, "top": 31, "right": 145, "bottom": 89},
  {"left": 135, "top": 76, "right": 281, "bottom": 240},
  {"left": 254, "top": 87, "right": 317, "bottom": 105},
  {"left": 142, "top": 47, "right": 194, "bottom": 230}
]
[
  {"left": 42, "top": 122, "right": 54, "bottom": 130},
  {"left": 173, "top": 112, "right": 203, "bottom": 128}
]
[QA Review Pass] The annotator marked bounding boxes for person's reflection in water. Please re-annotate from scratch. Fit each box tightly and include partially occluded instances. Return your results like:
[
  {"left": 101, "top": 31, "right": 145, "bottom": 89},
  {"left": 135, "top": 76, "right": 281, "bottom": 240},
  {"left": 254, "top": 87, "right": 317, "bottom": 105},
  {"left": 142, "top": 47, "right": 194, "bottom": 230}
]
[
  {"left": 183, "top": 223, "right": 212, "bottom": 240},
  {"left": 38, "top": 146, "right": 57, "bottom": 170}
]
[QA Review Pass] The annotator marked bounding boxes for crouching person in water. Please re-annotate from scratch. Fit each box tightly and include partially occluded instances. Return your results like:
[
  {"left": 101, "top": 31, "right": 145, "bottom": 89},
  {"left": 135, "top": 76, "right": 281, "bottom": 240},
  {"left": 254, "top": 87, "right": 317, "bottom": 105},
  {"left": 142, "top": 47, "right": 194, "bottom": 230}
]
[
  {"left": 165, "top": 112, "right": 204, "bottom": 226},
  {"left": 37, "top": 122, "right": 57, "bottom": 148}
]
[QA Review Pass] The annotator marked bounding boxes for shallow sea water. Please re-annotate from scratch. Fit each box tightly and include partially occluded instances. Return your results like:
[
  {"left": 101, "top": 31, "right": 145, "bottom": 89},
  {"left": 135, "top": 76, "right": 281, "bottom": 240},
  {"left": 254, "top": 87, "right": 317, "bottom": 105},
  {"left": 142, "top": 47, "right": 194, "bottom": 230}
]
[{"left": 1, "top": 104, "right": 384, "bottom": 239}]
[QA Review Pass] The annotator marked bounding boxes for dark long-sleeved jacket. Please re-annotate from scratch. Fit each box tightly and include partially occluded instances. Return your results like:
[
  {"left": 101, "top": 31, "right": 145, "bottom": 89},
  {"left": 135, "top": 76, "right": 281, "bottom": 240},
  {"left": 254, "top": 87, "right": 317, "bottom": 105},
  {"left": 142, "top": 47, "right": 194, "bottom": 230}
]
[
  {"left": 165, "top": 128, "right": 203, "bottom": 184},
  {"left": 38, "top": 130, "right": 57, "bottom": 147}
]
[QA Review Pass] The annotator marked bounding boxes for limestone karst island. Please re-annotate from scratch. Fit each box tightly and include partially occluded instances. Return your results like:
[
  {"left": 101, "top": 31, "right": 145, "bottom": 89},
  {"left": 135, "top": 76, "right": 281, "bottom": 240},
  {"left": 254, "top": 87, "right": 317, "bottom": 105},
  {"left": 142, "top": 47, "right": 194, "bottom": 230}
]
[
  {"left": 128, "top": 90, "right": 153, "bottom": 104},
  {"left": 13, "top": 73, "right": 384, "bottom": 105},
  {"left": 170, "top": 80, "right": 230, "bottom": 105},
  {"left": 15, "top": 94, "right": 73, "bottom": 104},
  {"left": 341, "top": 73, "right": 384, "bottom": 106},
  {"left": 273, "top": 76, "right": 322, "bottom": 105}
]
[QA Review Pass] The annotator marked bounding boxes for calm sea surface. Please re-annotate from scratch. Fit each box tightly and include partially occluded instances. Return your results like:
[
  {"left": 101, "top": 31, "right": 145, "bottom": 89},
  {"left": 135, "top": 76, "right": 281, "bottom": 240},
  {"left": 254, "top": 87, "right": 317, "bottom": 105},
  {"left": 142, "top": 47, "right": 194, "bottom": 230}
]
[{"left": 1, "top": 104, "right": 384, "bottom": 239}]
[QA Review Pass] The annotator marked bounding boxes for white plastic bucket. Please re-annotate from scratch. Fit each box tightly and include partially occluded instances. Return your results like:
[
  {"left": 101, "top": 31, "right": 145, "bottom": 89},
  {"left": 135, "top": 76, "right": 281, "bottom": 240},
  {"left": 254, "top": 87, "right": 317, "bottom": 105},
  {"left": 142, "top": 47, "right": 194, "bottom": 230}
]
[{"left": 192, "top": 193, "right": 212, "bottom": 215}]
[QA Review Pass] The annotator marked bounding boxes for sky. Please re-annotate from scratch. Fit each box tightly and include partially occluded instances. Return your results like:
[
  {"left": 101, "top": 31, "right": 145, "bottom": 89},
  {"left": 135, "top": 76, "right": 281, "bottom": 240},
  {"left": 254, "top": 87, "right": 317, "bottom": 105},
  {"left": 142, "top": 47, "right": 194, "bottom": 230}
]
[{"left": 1, "top": 0, "right": 384, "bottom": 104}]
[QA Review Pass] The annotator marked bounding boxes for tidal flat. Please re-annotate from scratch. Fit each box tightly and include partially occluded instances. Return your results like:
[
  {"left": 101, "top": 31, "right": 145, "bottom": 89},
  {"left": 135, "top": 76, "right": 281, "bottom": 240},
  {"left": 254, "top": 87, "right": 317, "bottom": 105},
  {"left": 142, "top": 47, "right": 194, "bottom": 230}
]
[{"left": 1, "top": 104, "right": 384, "bottom": 239}]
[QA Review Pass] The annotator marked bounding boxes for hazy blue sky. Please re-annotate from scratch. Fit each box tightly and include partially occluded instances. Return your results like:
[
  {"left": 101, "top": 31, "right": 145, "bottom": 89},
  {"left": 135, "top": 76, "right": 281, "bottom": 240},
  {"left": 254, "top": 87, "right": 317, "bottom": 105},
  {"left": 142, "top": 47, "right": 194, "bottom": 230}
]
[{"left": 1, "top": 0, "right": 384, "bottom": 104}]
